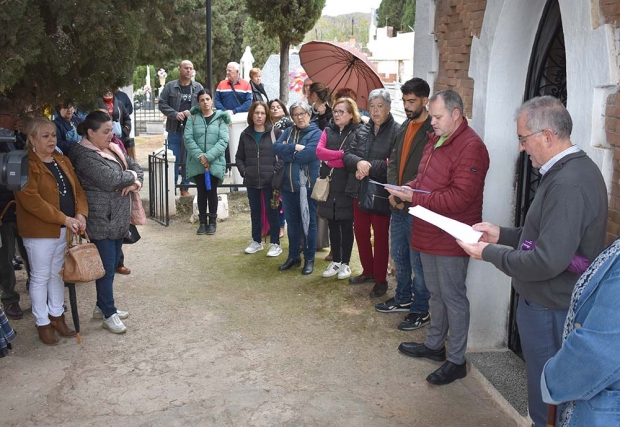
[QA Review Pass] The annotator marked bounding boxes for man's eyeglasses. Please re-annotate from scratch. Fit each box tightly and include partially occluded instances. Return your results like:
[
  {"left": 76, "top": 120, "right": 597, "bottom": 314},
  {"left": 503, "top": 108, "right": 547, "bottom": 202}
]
[
  {"left": 333, "top": 109, "right": 349, "bottom": 116},
  {"left": 518, "top": 130, "right": 544, "bottom": 145},
  {"left": 293, "top": 112, "right": 308, "bottom": 119}
]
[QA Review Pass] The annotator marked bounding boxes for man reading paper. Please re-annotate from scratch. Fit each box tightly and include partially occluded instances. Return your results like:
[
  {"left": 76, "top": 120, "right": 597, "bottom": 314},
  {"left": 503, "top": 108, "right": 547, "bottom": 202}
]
[{"left": 387, "top": 89, "right": 489, "bottom": 386}]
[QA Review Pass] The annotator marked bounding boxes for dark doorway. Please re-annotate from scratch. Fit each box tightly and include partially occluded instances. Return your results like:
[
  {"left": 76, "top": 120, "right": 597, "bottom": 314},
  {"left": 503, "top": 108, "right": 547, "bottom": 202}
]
[{"left": 508, "top": 0, "right": 567, "bottom": 353}]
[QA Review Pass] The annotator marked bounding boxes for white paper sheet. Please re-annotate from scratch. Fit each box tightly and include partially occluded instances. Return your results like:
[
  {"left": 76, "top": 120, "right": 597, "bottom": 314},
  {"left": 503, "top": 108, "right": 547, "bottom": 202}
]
[
  {"left": 368, "top": 179, "right": 431, "bottom": 194},
  {"left": 408, "top": 205, "right": 483, "bottom": 244}
]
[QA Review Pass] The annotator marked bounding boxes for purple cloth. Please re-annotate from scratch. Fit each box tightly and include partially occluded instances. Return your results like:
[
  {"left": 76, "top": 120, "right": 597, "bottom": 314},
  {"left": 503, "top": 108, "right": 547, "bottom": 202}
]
[{"left": 520, "top": 240, "right": 589, "bottom": 275}]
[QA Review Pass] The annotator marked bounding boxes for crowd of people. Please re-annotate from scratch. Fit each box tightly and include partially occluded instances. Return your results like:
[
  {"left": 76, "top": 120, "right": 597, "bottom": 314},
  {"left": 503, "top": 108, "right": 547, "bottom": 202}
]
[
  {"left": 0, "top": 88, "right": 144, "bottom": 346},
  {"left": 2, "top": 57, "right": 619, "bottom": 426}
]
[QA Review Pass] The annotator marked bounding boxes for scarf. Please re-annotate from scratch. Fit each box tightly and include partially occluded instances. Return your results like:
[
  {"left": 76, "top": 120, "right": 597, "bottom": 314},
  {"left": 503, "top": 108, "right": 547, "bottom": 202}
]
[{"left": 558, "top": 238, "right": 620, "bottom": 426}]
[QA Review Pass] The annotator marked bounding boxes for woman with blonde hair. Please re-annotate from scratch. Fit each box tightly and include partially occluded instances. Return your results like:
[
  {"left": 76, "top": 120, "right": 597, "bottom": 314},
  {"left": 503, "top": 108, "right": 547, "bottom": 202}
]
[
  {"left": 15, "top": 117, "right": 88, "bottom": 345},
  {"left": 316, "top": 98, "right": 362, "bottom": 279},
  {"left": 250, "top": 68, "right": 269, "bottom": 103}
]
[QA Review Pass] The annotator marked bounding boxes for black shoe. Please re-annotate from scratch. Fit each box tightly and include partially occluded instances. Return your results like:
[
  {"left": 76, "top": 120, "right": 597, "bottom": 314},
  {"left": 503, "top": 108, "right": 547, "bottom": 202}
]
[
  {"left": 398, "top": 312, "right": 431, "bottom": 331},
  {"left": 12, "top": 259, "right": 22, "bottom": 270},
  {"left": 13, "top": 255, "right": 23, "bottom": 265},
  {"left": 196, "top": 223, "right": 207, "bottom": 235},
  {"left": 369, "top": 281, "right": 388, "bottom": 298},
  {"left": 375, "top": 297, "right": 412, "bottom": 313},
  {"left": 279, "top": 258, "right": 301, "bottom": 271},
  {"left": 301, "top": 260, "right": 314, "bottom": 275},
  {"left": 398, "top": 342, "right": 446, "bottom": 362},
  {"left": 426, "top": 361, "right": 467, "bottom": 385},
  {"left": 206, "top": 215, "right": 217, "bottom": 235},
  {"left": 349, "top": 274, "right": 374, "bottom": 285},
  {"left": 3, "top": 302, "right": 23, "bottom": 320}
]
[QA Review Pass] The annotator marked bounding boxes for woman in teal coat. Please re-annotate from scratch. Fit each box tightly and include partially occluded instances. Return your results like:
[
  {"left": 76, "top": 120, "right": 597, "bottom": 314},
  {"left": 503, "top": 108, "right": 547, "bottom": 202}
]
[{"left": 184, "top": 89, "right": 230, "bottom": 235}]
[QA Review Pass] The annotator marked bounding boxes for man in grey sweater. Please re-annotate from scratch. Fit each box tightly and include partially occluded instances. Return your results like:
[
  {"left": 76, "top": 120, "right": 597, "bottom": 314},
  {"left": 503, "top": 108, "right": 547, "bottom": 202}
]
[{"left": 458, "top": 96, "right": 608, "bottom": 427}]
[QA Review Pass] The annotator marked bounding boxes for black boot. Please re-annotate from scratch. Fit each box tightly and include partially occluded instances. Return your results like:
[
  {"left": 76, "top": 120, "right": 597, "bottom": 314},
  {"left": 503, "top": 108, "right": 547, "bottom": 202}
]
[
  {"left": 196, "top": 222, "right": 207, "bottom": 235},
  {"left": 206, "top": 215, "right": 217, "bottom": 235}
]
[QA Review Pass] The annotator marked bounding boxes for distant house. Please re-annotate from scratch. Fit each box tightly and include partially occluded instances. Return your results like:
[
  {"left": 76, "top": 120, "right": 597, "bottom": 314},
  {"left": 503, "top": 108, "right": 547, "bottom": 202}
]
[{"left": 366, "top": 9, "right": 415, "bottom": 84}]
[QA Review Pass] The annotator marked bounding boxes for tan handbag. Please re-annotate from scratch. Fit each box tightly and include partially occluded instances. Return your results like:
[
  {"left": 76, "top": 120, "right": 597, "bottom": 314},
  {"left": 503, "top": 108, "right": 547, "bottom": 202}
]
[
  {"left": 311, "top": 172, "right": 331, "bottom": 202},
  {"left": 60, "top": 231, "right": 106, "bottom": 283}
]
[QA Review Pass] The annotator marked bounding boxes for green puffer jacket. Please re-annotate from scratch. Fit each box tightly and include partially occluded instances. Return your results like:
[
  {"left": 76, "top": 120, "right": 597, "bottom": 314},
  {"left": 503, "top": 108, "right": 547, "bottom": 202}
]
[{"left": 184, "top": 107, "right": 231, "bottom": 181}]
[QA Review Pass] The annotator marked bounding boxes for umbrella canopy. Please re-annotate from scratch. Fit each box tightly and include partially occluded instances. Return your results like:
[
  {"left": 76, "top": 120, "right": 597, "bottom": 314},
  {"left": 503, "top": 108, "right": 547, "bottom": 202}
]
[{"left": 299, "top": 41, "right": 384, "bottom": 110}]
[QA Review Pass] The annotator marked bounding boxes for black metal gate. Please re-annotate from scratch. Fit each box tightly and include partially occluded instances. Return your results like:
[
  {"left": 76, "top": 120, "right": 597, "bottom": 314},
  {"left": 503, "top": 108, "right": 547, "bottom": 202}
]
[
  {"left": 508, "top": 0, "right": 566, "bottom": 353},
  {"left": 148, "top": 149, "right": 169, "bottom": 226}
]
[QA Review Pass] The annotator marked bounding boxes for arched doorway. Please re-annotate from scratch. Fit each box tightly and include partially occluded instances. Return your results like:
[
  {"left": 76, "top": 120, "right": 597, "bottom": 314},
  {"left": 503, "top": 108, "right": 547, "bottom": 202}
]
[{"left": 508, "top": 0, "right": 567, "bottom": 353}]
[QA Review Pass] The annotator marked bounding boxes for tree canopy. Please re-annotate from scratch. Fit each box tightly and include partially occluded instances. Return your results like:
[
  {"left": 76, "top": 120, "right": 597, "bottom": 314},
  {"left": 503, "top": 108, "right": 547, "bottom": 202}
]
[
  {"left": 244, "top": 0, "right": 326, "bottom": 104},
  {"left": 377, "top": 0, "right": 416, "bottom": 36},
  {"left": 0, "top": 0, "right": 279, "bottom": 110}
]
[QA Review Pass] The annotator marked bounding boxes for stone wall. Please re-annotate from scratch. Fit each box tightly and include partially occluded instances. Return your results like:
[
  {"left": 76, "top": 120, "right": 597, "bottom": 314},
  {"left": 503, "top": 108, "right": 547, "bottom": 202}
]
[{"left": 433, "top": 0, "right": 486, "bottom": 117}]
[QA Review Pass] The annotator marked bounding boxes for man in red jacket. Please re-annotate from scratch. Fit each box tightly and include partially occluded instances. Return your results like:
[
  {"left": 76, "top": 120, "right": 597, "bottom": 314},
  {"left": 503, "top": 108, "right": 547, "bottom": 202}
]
[{"left": 387, "top": 89, "right": 489, "bottom": 385}]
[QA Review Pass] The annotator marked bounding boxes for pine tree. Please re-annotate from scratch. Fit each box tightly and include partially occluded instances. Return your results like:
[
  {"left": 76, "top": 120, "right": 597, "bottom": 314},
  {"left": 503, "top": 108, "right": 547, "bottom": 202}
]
[{"left": 244, "top": 0, "right": 326, "bottom": 104}]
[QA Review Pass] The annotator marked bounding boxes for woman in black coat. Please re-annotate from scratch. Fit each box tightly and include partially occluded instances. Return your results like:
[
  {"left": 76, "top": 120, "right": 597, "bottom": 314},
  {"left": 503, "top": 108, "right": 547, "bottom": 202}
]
[
  {"left": 315, "top": 98, "right": 362, "bottom": 280},
  {"left": 235, "top": 101, "right": 282, "bottom": 257},
  {"left": 250, "top": 68, "right": 269, "bottom": 103}
]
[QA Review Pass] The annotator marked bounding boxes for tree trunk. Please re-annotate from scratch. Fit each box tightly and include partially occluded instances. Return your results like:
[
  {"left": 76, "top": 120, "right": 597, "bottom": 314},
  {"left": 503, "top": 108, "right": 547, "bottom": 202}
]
[{"left": 279, "top": 38, "right": 289, "bottom": 104}]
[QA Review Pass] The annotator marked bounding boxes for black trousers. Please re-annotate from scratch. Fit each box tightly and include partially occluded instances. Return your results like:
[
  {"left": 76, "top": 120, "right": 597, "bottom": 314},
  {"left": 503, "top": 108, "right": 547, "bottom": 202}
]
[
  {"left": 0, "top": 222, "right": 19, "bottom": 305},
  {"left": 194, "top": 173, "right": 221, "bottom": 223},
  {"left": 327, "top": 219, "right": 354, "bottom": 264}
]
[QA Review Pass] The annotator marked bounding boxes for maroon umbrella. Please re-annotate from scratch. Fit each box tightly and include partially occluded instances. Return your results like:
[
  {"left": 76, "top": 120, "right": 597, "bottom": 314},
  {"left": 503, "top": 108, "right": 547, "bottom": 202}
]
[{"left": 299, "top": 41, "right": 384, "bottom": 110}]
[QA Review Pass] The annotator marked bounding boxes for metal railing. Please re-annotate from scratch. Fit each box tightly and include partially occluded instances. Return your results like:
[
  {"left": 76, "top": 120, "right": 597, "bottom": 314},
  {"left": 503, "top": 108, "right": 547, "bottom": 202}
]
[{"left": 148, "top": 150, "right": 169, "bottom": 226}]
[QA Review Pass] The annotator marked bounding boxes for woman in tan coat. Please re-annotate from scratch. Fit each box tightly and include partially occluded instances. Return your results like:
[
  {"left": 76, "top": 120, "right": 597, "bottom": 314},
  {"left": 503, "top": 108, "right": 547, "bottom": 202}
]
[{"left": 14, "top": 117, "right": 88, "bottom": 345}]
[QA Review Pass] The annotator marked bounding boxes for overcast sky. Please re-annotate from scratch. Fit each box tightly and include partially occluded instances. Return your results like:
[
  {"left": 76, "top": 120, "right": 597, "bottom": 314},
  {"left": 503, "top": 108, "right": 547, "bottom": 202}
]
[{"left": 322, "top": 0, "right": 382, "bottom": 16}]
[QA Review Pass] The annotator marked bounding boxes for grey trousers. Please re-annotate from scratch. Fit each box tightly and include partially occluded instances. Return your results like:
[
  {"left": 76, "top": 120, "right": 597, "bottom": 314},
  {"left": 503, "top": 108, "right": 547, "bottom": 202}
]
[
  {"left": 516, "top": 295, "right": 566, "bottom": 427},
  {"left": 420, "top": 253, "right": 470, "bottom": 364}
]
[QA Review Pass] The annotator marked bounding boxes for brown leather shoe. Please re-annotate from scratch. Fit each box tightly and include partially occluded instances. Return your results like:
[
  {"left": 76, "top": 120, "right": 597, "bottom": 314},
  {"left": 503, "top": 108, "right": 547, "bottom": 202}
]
[
  {"left": 180, "top": 190, "right": 191, "bottom": 197},
  {"left": 37, "top": 324, "right": 59, "bottom": 346},
  {"left": 49, "top": 313, "right": 76, "bottom": 337},
  {"left": 4, "top": 302, "right": 23, "bottom": 320},
  {"left": 115, "top": 266, "right": 131, "bottom": 275},
  {"left": 324, "top": 251, "right": 333, "bottom": 261}
]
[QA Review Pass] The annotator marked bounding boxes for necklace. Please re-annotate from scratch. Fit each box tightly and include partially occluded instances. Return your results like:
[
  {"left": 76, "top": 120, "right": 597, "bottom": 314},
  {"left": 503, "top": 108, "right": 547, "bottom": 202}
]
[{"left": 51, "top": 160, "right": 68, "bottom": 197}]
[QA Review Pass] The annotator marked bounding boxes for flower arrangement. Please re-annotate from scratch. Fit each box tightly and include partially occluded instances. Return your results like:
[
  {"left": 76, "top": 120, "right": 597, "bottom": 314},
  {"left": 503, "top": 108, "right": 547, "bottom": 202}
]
[{"left": 157, "top": 68, "right": 167, "bottom": 79}]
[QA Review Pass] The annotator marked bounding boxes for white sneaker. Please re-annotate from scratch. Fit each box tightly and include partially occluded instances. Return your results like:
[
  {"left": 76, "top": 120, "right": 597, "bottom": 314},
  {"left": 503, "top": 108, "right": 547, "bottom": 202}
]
[
  {"left": 245, "top": 241, "right": 264, "bottom": 254},
  {"left": 322, "top": 261, "right": 341, "bottom": 278},
  {"left": 266, "top": 243, "right": 283, "bottom": 257},
  {"left": 337, "top": 264, "right": 352, "bottom": 280},
  {"left": 93, "top": 306, "right": 129, "bottom": 319},
  {"left": 102, "top": 313, "right": 127, "bottom": 334}
]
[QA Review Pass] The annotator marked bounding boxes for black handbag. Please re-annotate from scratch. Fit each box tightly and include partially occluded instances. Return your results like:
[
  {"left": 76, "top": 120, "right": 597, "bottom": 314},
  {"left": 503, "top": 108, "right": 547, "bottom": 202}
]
[
  {"left": 358, "top": 178, "right": 391, "bottom": 216},
  {"left": 272, "top": 159, "right": 285, "bottom": 190},
  {"left": 123, "top": 224, "right": 141, "bottom": 244}
]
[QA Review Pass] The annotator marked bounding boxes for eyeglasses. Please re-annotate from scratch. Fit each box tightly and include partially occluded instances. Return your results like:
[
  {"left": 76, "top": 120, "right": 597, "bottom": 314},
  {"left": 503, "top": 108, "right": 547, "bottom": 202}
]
[
  {"left": 333, "top": 109, "right": 349, "bottom": 116},
  {"left": 518, "top": 130, "right": 544, "bottom": 145},
  {"left": 292, "top": 112, "right": 308, "bottom": 119}
]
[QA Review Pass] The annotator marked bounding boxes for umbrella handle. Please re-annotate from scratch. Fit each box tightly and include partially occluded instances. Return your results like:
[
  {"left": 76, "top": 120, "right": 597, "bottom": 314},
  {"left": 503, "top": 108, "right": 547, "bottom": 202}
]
[
  {"left": 547, "top": 404, "right": 557, "bottom": 427},
  {"left": 76, "top": 332, "right": 82, "bottom": 345}
]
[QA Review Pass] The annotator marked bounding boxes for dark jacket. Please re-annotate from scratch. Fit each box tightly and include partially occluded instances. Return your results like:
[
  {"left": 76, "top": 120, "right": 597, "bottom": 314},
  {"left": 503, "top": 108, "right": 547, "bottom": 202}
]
[
  {"left": 98, "top": 98, "right": 131, "bottom": 143},
  {"left": 316, "top": 122, "right": 360, "bottom": 220},
  {"left": 343, "top": 113, "right": 400, "bottom": 198},
  {"left": 407, "top": 118, "right": 490, "bottom": 257},
  {"left": 68, "top": 142, "right": 143, "bottom": 241},
  {"left": 158, "top": 79, "right": 204, "bottom": 133},
  {"left": 235, "top": 124, "right": 282, "bottom": 189},
  {"left": 311, "top": 105, "right": 333, "bottom": 131},
  {"left": 53, "top": 115, "right": 81, "bottom": 154},
  {"left": 250, "top": 81, "right": 269, "bottom": 103},
  {"left": 272, "top": 122, "right": 321, "bottom": 193}
]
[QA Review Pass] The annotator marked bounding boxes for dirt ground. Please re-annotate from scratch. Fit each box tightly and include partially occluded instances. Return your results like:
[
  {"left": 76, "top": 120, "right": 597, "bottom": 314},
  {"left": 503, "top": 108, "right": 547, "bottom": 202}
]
[{"left": 0, "top": 137, "right": 518, "bottom": 427}]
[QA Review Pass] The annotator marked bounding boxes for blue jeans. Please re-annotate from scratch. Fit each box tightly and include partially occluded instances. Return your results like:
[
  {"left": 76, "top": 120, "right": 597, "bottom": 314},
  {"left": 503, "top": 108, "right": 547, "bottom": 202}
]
[
  {"left": 167, "top": 130, "right": 189, "bottom": 192},
  {"left": 281, "top": 190, "right": 317, "bottom": 261},
  {"left": 517, "top": 296, "right": 566, "bottom": 427},
  {"left": 247, "top": 187, "right": 280, "bottom": 245},
  {"left": 92, "top": 238, "right": 123, "bottom": 318},
  {"left": 390, "top": 209, "right": 429, "bottom": 313}
]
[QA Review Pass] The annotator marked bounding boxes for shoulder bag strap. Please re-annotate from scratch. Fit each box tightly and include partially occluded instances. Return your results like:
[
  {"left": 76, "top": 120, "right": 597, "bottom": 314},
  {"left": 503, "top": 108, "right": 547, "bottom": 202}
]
[{"left": 228, "top": 81, "right": 244, "bottom": 105}]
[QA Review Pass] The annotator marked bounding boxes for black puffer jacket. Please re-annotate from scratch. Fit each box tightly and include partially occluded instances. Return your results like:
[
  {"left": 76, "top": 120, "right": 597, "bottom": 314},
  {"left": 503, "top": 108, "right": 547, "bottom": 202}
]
[
  {"left": 317, "top": 121, "right": 361, "bottom": 220},
  {"left": 235, "top": 124, "right": 282, "bottom": 189},
  {"left": 343, "top": 113, "right": 400, "bottom": 198}
]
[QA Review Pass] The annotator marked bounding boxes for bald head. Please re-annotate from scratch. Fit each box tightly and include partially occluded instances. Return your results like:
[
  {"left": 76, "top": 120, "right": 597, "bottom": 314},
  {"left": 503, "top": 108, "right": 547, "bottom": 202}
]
[
  {"left": 179, "top": 60, "right": 194, "bottom": 84},
  {"left": 226, "top": 62, "right": 240, "bottom": 83}
]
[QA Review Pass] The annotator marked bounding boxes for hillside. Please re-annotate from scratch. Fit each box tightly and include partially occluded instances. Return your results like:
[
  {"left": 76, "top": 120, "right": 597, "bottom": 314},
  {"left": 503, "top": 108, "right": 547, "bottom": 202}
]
[{"left": 304, "top": 12, "right": 371, "bottom": 45}]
